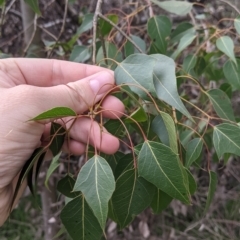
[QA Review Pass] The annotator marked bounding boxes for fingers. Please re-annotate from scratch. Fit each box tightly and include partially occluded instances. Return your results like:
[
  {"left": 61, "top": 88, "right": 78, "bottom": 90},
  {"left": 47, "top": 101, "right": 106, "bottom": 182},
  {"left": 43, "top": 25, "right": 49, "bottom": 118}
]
[
  {"left": 100, "top": 95, "right": 125, "bottom": 119},
  {"left": 6, "top": 71, "right": 115, "bottom": 119},
  {"left": 0, "top": 58, "right": 113, "bottom": 87},
  {"left": 66, "top": 117, "right": 120, "bottom": 155},
  {"left": 61, "top": 95, "right": 124, "bottom": 154},
  {"left": 42, "top": 95, "right": 124, "bottom": 155},
  {"left": 62, "top": 140, "right": 86, "bottom": 155},
  {"left": 44, "top": 118, "right": 120, "bottom": 155}
]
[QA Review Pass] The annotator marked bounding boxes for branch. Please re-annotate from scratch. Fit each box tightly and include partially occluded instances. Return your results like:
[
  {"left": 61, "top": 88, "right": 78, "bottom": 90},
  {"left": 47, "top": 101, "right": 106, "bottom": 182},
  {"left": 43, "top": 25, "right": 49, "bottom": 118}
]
[
  {"left": 92, "top": 0, "right": 103, "bottom": 64},
  {"left": 0, "top": 2, "right": 6, "bottom": 37},
  {"left": 5, "top": 0, "right": 17, "bottom": 15},
  {"left": 23, "top": 14, "right": 38, "bottom": 56},
  {"left": 92, "top": 0, "right": 144, "bottom": 64},
  {"left": 98, "top": 13, "right": 144, "bottom": 54},
  {"left": 219, "top": 0, "right": 240, "bottom": 15},
  {"left": 145, "top": 0, "right": 154, "bottom": 18},
  {"left": 48, "top": 0, "right": 69, "bottom": 58}
]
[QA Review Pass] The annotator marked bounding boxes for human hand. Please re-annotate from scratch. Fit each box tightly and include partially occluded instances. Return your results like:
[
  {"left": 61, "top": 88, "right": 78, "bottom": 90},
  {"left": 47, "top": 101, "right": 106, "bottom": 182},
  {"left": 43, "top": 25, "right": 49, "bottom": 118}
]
[{"left": 0, "top": 58, "right": 124, "bottom": 226}]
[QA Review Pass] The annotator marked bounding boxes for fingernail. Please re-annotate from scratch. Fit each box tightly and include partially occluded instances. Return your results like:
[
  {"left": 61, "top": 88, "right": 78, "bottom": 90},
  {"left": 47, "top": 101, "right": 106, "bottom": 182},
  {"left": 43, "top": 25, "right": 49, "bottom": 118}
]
[{"left": 89, "top": 72, "right": 113, "bottom": 95}]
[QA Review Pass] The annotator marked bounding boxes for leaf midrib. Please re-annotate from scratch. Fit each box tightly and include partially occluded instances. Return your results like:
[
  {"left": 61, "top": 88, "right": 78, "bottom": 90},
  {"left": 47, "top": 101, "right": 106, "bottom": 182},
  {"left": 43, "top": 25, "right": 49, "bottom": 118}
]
[
  {"left": 153, "top": 71, "right": 188, "bottom": 116},
  {"left": 146, "top": 141, "right": 188, "bottom": 202}
]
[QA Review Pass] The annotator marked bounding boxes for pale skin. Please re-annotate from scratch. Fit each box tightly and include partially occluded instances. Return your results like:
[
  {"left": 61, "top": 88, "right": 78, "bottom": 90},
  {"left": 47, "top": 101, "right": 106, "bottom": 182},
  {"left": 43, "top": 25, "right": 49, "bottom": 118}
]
[{"left": 0, "top": 58, "right": 124, "bottom": 226}]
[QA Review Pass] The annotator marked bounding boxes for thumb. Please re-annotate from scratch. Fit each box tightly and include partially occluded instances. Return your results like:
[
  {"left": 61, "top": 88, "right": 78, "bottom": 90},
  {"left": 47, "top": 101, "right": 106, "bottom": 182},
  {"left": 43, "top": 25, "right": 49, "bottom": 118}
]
[{"left": 9, "top": 71, "right": 115, "bottom": 118}]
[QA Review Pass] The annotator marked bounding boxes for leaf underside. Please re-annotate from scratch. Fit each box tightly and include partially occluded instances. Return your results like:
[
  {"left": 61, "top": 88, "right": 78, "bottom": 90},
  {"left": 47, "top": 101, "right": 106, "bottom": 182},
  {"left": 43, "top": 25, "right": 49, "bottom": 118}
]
[{"left": 73, "top": 155, "right": 115, "bottom": 229}]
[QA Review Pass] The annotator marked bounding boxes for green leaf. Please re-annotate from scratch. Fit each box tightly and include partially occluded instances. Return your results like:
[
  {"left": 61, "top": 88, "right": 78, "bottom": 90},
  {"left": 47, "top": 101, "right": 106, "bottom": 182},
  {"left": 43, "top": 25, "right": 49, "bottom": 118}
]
[
  {"left": 52, "top": 226, "right": 66, "bottom": 240},
  {"left": 205, "top": 58, "right": 224, "bottom": 81},
  {"left": 99, "top": 14, "right": 118, "bottom": 36},
  {"left": 182, "top": 54, "right": 197, "bottom": 73},
  {"left": 147, "top": 16, "right": 172, "bottom": 54},
  {"left": 139, "top": 115, "right": 156, "bottom": 140},
  {"left": 125, "top": 107, "right": 148, "bottom": 123},
  {"left": 114, "top": 154, "right": 134, "bottom": 180},
  {"left": 195, "top": 56, "right": 206, "bottom": 76},
  {"left": 28, "top": 151, "right": 45, "bottom": 197},
  {"left": 124, "top": 40, "right": 135, "bottom": 57},
  {"left": 101, "top": 151, "right": 125, "bottom": 173},
  {"left": 124, "top": 35, "right": 146, "bottom": 56},
  {"left": 223, "top": 59, "right": 240, "bottom": 90},
  {"left": 104, "top": 119, "right": 124, "bottom": 138},
  {"left": 151, "top": 54, "right": 192, "bottom": 120},
  {"left": 216, "top": 36, "right": 236, "bottom": 65},
  {"left": 11, "top": 148, "right": 46, "bottom": 210},
  {"left": 207, "top": 89, "right": 235, "bottom": 122},
  {"left": 96, "top": 41, "right": 122, "bottom": 69},
  {"left": 30, "top": 107, "right": 76, "bottom": 121},
  {"left": 0, "top": 0, "right": 5, "bottom": 6},
  {"left": 151, "top": 0, "right": 193, "bottom": 16},
  {"left": 148, "top": 42, "right": 161, "bottom": 54},
  {"left": 186, "top": 169, "right": 197, "bottom": 195},
  {"left": 151, "top": 112, "right": 178, "bottom": 154},
  {"left": 115, "top": 54, "right": 156, "bottom": 97},
  {"left": 49, "top": 122, "right": 66, "bottom": 156},
  {"left": 213, "top": 123, "right": 240, "bottom": 159},
  {"left": 223, "top": 153, "right": 231, "bottom": 164},
  {"left": 73, "top": 155, "right": 115, "bottom": 229},
  {"left": 150, "top": 188, "right": 172, "bottom": 214},
  {"left": 234, "top": 16, "right": 240, "bottom": 35},
  {"left": 45, "top": 152, "right": 61, "bottom": 190},
  {"left": 108, "top": 200, "right": 118, "bottom": 222},
  {"left": 24, "top": 148, "right": 45, "bottom": 182},
  {"left": 171, "top": 22, "right": 194, "bottom": 43},
  {"left": 132, "top": 35, "right": 146, "bottom": 53},
  {"left": 138, "top": 141, "right": 190, "bottom": 204},
  {"left": 24, "top": 0, "right": 41, "bottom": 15},
  {"left": 57, "top": 174, "right": 79, "bottom": 198},
  {"left": 172, "top": 32, "right": 196, "bottom": 60},
  {"left": 115, "top": 52, "right": 193, "bottom": 117},
  {"left": 69, "top": 45, "right": 90, "bottom": 63},
  {"left": 185, "top": 138, "right": 203, "bottom": 168},
  {"left": 77, "top": 13, "right": 94, "bottom": 35},
  {"left": 67, "top": 14, "right": 94, "bottom": 47},
  {"left": 27, "top": 161, "right": 36, "bottom": 197},
  {"left": 111, "top": 169, "right": 155, "bottom": 228},
  {"left": 134, "top": 144, "right": 143, "bottom": 156},
  {"left": 204, "top": 171, "right": 217, "bottom": 214},
  {"left": 60, "top": 195, "right": 103, "bottom": 240},
  {"left": 180, "top": 130, "right": 194, "bottom": 147},
  {"left": 220, "top": 83, "right": 232, "bottom": 98}
]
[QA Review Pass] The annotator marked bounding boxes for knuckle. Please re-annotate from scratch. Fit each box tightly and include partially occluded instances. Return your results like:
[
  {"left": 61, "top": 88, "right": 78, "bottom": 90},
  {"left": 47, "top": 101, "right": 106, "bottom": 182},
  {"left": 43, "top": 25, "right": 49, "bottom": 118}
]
[{"left": 65, "top": 82, "right": 89, "bottom": 111}]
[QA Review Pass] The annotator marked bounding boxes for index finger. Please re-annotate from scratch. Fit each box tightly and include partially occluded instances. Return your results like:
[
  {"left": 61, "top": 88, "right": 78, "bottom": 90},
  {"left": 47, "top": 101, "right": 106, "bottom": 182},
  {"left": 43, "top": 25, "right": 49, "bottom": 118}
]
[{"left": 1, "top": 58, "right": 113, "bottom": 87}]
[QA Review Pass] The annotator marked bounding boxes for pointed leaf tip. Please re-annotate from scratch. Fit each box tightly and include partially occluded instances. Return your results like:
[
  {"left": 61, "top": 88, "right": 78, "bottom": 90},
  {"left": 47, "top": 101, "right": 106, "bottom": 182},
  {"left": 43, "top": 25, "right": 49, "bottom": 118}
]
[
  {"left": 30, "top": 107, "right": 76, "bottom": 121},
  {"left": 185, "top": 138, "right": 203, "bottom": 168},
  {"left": 151, "top": 54, "right": 192, "bottom": 120},
  {"left": 207, "top": 89, "right": 235, "bottom": 122},
  {"left": 216, "top": 36, "right": 236, "bottom": 65}
]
